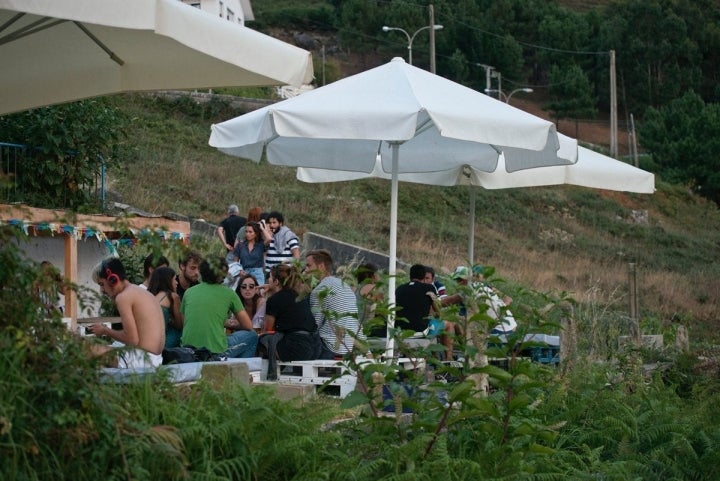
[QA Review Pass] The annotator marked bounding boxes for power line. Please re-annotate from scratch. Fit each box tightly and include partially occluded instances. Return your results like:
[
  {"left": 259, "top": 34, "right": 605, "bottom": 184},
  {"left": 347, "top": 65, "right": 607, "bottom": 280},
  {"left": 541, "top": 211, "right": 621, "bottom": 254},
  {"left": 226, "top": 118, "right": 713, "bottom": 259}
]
[
  {"left": 444, "top": 13, "right": 608, "bottom": 56},
  {"left": 371, "top": 0, "right": 610, "bottom": 56}
]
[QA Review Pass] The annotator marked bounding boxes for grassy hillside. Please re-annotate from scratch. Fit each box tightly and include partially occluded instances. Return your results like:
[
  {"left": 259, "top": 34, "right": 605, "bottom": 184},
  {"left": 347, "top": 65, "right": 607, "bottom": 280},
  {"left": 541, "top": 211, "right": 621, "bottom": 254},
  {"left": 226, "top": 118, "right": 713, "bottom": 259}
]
[{"left": 109, "top": 93, "right": 720, "bottom": 346}]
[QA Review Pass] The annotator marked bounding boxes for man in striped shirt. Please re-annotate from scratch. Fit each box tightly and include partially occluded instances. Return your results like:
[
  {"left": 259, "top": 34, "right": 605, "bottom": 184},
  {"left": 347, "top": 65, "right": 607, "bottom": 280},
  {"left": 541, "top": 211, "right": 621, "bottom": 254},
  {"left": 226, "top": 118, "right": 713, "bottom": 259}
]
[
  {"left": 265, "top": 211, "right": 300, "bottom": 269},
  {"left": 305, "top": 249, "right": 362, "bottom": 359}
]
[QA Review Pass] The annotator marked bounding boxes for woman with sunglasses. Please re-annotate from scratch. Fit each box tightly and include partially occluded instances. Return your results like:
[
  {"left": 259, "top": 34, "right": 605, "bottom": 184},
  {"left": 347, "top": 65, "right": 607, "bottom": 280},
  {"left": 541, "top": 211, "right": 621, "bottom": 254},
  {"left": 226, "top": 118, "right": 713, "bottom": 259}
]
[{"left": 234, "top": 274, "right": 266, "bottom": 334}]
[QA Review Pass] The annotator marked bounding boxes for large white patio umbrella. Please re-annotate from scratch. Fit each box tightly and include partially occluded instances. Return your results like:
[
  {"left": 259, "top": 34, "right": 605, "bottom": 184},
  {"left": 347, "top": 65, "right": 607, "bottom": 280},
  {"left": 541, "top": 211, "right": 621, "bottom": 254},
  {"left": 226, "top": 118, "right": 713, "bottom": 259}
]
[
  {"left": 209, "top": 57, "right": 577, "bottom": 357},
  {"left": 0, "top": 0, "right": 313, "bottom": 115},
  {"left": 297, "top": 134, "right": 655, "bottom": 263}
]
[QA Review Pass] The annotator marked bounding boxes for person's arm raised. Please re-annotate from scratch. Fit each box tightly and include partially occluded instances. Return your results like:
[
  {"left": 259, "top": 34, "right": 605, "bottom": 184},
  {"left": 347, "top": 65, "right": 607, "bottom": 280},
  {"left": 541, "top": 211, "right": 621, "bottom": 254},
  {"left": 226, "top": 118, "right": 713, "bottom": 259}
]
[{"left": 170, "top": 292, "right": 183, "bottom": 330}]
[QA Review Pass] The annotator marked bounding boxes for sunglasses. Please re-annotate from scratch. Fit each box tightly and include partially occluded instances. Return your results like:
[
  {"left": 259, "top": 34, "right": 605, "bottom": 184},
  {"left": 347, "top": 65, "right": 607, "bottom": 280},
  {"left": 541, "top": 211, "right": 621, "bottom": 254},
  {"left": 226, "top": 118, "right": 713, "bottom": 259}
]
[{"left": 240, "top": 284, "right": 257, "bottom": 289}]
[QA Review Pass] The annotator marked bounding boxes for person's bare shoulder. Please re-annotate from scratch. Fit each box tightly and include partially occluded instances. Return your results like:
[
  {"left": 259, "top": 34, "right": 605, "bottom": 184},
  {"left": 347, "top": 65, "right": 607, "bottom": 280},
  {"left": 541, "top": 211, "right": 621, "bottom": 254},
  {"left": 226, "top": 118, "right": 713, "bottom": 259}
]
[{"left": 118, "top": 283, "right": 155, "bottom": 304}]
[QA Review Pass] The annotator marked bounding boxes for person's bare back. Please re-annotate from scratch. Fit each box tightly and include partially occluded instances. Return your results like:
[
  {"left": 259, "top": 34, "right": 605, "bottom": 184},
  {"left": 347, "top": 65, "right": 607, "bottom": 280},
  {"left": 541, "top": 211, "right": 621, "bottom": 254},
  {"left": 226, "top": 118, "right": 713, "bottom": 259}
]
[
  {"left": 88, "top": 259, "right": 165, "bottom": 365},
  {"left": 114, "top": 283, "right": 165, "bottom": 355}
]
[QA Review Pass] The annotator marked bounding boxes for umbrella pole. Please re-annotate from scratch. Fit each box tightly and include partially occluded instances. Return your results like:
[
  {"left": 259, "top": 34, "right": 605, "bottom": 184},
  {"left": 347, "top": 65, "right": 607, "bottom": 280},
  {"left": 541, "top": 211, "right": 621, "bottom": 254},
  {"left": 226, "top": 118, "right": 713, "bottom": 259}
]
[
  {"left": 386, "top": 142, "right": 400, "bottom": 361},
  {"left": 468, "top": 186, "right": 476, "bottom": 265}
]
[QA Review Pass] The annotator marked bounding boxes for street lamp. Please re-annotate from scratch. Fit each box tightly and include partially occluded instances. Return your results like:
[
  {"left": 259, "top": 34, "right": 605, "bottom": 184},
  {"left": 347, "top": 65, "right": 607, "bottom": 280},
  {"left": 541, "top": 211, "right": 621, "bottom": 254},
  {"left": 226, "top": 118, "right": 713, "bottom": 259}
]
[
  {"left": 484, "top": 87, "right": 533, "bottom": 104},
  {"left": 382, "top": 24, "right": 443, "bottom": 66},
  {"left": 506, "top": 87, "right": 533, "bottom": 104}
]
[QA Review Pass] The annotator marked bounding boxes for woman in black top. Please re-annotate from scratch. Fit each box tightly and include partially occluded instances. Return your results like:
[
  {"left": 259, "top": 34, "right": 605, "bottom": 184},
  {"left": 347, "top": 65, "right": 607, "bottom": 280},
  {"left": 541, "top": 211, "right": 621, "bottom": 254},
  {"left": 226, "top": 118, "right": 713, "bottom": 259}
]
[{"left": 262, "top": 264, "right": 322, "bottom": 361}]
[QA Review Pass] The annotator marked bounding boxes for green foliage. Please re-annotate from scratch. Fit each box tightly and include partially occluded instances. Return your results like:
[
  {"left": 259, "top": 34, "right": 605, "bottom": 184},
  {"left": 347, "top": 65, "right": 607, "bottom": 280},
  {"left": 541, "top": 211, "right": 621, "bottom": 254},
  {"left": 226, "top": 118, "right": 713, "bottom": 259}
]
[
  {"left": 213, "top": 86, "right": 276, "bottom": 99},
  {"left": 146, "top": 94, "right": 241, "bottom": 124},
  {"left": 0, "top": 226, "right": 109, "bottom": 478},
  {"left": 4, "top": 224, "right": 720, "bottom": 480},
  {"left": 640, "top": 90, "right": 720, "bottom": 204},
  {"left": 335, "top": 0, "right": 383, "bottom": 53},
  {"left": 251, "top": 1, "right": 334, "bottom": 31},
  {"left": 598, "top": 0, "right": 710, "bottom": 111},
  {"left": 545, "top": 361, "right": 720, "bottom": 480},
  {"left": 545, "top": 63, "right": 597, "bottom": 122},
  {"left": 337, "top": 268, "right": 572, "bottom": 478},
  {"left": 0, "top": 225, "right": 344, "bottom": 480},
  {"left": 0, "top": 99, "right": 125, "bottom": 210},
  {"left": 314, "top": 55, "right": 343, "bottom": 86}
]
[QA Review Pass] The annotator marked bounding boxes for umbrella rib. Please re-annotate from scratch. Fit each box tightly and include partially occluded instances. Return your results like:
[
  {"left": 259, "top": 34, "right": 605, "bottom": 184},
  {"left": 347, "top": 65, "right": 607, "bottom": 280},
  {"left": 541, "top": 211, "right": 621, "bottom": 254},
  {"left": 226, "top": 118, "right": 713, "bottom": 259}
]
[
  {"left": 0, "top": 15, "right": 66, "bottom": 46},
  {"left": 415, "top": 117, "right": 434, "bottom": 137},
  {"left": 0, "top": 16, "right": 124, "bottom": 67},
  {"left": 0, "top": 12, "right": 23, "bottom": 36},
  {"left": 73, "top": 21, "right": 125, "bottom": 66}
]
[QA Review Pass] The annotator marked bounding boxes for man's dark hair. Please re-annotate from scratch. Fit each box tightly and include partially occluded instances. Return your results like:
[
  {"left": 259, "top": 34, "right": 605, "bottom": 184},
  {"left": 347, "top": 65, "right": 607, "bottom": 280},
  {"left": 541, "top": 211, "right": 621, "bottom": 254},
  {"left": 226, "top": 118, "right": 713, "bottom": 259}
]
[
  {"left": 267, "top": 211, "right": 284, "bottom": 224},
  {"left": 179, "top": 249, "right": 202, "bottom": 267},
  {"left": 356, "top": 262, "right": 378, "bottom": 284},
  {"left": 409, "top": 264, "right": 426, "bottom": 280},
  {"left": 199, "top": 256, "right": 227, "bottom": 284},
  {"left": 97, "top": 257, "right": 127, "bottom": 282},
  {"left": 306, "top": 249, "right": 333, "bottom": 272},
  {"left": 143, "top": 253, "right": 169, "bottom": 278}
]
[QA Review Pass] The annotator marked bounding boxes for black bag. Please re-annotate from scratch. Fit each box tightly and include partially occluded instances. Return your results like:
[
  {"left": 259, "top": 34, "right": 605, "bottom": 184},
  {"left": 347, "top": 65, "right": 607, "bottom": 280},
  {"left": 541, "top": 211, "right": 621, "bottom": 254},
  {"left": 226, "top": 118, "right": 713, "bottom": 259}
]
[
  {"left": 191, "top": 346, "right": 224, "bottom": 362},
  {"left": 162, "top": 347, "right": 196, "bottom": 365},
  {"left": 161, "top": 346, "right": 224, "bottom": 365}
]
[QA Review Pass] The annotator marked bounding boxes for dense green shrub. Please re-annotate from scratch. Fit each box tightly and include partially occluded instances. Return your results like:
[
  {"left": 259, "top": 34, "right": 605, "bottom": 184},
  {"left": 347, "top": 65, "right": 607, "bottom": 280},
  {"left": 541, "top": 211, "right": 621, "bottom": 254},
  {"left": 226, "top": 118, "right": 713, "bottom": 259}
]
[
  {"left": 3, "top": 224, "right": 720, "bottom": 480},
  {"left": 0, "top": 99, "right": 125, "bottom": 210}
]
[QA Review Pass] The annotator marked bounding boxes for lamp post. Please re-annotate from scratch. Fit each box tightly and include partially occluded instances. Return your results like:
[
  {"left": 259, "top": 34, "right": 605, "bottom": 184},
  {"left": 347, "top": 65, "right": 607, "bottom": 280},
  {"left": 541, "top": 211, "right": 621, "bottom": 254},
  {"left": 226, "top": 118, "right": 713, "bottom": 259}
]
[
  {"left": 484, "top": 87, "right": 534, "bottom": 104},
  {"left": 382, "top": 24, "right": 443, "bottom": 66}
]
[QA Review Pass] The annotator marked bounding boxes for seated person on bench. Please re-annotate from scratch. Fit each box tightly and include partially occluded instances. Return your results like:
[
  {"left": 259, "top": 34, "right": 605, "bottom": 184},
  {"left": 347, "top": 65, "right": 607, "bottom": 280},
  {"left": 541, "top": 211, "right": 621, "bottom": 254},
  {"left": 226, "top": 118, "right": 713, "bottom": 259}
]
[
  {"left": 451, "top": 265, "right": 517, "bottom": 335},
  {"left": 261, "top": 263, "right": 323, "bottom": 362},
  {"left": 86, "top": 258, "right": 165, "bottom": 369},
  {"left": 306, "top": 249, "right": 362, "bottom": 359},
  {"left": 395, "top": 264, "right": 462, "bottom": 361},
  {"left": 181, "top": 257, "right": 258, "bottom": 358}
]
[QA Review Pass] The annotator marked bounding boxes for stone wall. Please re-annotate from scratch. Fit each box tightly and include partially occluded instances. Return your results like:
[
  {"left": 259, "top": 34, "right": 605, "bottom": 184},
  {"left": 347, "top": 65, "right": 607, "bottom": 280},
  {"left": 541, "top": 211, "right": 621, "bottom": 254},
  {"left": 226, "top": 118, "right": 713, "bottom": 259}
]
[{"left": 302, "top": 231, "right": 409, "bottom": 273}]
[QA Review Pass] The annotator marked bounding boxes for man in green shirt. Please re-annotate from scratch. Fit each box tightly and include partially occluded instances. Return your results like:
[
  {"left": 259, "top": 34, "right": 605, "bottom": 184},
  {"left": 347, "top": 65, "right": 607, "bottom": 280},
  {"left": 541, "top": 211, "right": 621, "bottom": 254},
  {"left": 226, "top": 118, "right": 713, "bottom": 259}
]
[{"left": 181, "top": 257, "right": 258, "bottom": 357}]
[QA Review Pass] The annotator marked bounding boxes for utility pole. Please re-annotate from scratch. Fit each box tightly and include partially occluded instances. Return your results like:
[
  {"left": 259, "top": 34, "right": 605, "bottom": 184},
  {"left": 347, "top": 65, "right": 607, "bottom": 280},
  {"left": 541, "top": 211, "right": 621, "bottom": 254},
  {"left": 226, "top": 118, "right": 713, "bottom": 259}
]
[
  {"left": 628, "top": 262, "right": 640, "bottom": 347},
  {"left": 321, "top": 44, "right": 326, "bottom": 86},
  {"left": 495, "top": 71, "right": 502, "bottom": 100},
  {"left": 429, "top": 4, "right": 437, "bottom": 74},
  {"left": 610, "top": 49, "right": 618, "bottom": 158},
  {"left": 477, "top": 63, "right": 495, "bottom": 95},
  {"left": 629, "top": 113, "right": 639, "bottom": 167}
]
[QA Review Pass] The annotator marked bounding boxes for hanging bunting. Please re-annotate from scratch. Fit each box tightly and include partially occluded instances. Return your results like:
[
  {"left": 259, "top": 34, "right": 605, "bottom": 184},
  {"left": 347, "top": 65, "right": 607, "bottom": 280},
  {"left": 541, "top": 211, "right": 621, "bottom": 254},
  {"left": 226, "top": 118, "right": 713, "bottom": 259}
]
[{"left": 0, "top": 218, "right": 190, "bottom": 251}]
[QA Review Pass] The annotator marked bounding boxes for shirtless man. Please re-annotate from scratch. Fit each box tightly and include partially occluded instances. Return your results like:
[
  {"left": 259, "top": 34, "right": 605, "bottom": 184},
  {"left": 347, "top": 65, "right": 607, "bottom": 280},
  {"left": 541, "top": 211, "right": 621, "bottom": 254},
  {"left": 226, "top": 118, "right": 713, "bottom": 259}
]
[{"left": 87, "top": 258, "right": 165, "bottom": 368}]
